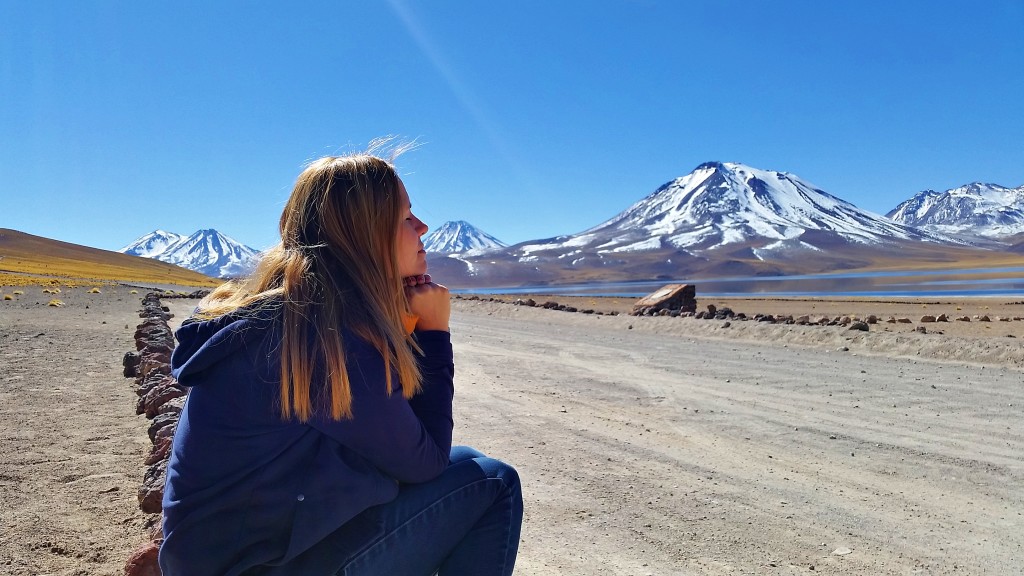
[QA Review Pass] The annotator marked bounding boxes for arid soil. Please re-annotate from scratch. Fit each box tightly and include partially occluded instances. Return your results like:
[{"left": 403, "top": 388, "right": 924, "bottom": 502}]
[{"left": 1, "top": 286, "right": 1022, "bottom": 575}]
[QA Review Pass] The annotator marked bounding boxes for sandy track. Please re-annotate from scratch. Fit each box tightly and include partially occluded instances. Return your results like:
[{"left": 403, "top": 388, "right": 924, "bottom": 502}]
[
  {"left": 1, "top": 290, "right": 1021, "bottom": 575},
  {"left": 0, "top": 287, "right": 155, "bottom": 576},
  {"left": 450, "top": 301, "right": 1024, "bottom": 575}
]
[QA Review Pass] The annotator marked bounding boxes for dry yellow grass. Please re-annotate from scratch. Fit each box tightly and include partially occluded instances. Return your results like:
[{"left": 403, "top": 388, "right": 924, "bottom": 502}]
[
  {"left": 0, "top": 273, "right": 103, "bottom": 287},
  {"left": 0, "top": 229, "right": 221, "bottom": 287},
  {"left": 47, "top": 299, "right": 65, "bottom": 307}
]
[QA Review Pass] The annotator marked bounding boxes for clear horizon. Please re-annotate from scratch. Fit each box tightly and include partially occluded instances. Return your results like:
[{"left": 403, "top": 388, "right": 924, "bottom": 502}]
[{"left": 3, "top": 1, "right": 1022, "bottom": 252}]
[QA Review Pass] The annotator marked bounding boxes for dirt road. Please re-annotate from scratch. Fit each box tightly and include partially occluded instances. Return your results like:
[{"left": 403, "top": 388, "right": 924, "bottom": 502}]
[
  {"left": 1, "top": 289, "right": 1021, "bottom": 575},
  {"left": 450, "top": 301, "right": 1024, "bottom": 575}
]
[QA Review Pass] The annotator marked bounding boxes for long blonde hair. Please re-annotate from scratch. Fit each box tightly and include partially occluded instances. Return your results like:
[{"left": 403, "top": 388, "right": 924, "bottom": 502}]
[{"left": 196, "top": 151, "right": 422, "bottom": 421}]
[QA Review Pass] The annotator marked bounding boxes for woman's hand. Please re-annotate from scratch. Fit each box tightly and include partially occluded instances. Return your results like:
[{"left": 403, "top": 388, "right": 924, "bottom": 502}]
[{"left": 404, "top": 274, "right": 450, "bottom": 332}]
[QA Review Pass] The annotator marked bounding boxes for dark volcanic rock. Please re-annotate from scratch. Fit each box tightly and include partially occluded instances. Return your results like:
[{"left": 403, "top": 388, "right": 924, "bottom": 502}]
[
  {"left": 138, "top": 459, "right": 167, "bottom": 514},
  {"left": 122, "top": 351, "right": 141, "bottom": 378},
  {"left": 124, "top": 541, "right": 161, "bottom": 576}
]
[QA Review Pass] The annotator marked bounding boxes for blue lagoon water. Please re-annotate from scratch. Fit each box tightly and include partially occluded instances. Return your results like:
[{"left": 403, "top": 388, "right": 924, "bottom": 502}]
[{"left": 455, "top": 267, "right": 1024, "bottom": 299}]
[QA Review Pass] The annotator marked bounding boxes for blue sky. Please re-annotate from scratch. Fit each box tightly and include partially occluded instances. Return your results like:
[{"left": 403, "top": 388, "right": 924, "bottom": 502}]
[{"left": 2, "top": 0, "right": 1022, "bottom": 252}]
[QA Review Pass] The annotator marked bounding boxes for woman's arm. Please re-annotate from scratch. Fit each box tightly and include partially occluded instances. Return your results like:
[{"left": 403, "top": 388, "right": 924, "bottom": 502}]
[{"left": 310, "top": 334, "right": 454, "bottom": 484}]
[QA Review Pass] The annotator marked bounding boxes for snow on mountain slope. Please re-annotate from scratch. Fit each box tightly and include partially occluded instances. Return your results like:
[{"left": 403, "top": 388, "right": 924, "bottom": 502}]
[
  {"left": 121, "top": 229, "right": 260, "bottom": 278},
  {"left": 423, "top": 220, "right": 506, "bottom": 254},
  {"left": 119, "top": 230, "right": 187, "bottom": 258},
  {"left": 887, "top": 183, "right": 1024, "bottom": 238},
  {"left": 517, "top": 161, "right": 951, "bottom": 259}
]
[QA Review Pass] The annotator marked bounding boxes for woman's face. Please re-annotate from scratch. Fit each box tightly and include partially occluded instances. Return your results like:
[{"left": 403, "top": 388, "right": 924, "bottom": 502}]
[{"left": 396, "top": 178, "right": 429, "bottom": 278}]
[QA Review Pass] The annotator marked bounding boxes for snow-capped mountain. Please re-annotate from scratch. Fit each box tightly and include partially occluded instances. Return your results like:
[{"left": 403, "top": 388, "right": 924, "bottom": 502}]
[
  {"left": 423, "top": 220, "right": 506, "bottom": 254},
  {"left": 121, "top": 229, "right": 260, "bottom": 278},
  {"left": 119, "top": 230, "right": 187, "bottom": 258},
  {"left": 515, "top": 161, "right": 950, "bottom": 260},
  {"left": 427, "top": 162, "right": 1015, "bottom": 287},
  {"left": 887, "top": 183, "right": 1024, "bottom": 239}
]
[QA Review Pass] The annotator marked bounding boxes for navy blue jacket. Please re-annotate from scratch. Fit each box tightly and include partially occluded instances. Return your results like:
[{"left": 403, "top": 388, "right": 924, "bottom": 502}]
[{"left": 159, "top": 303, "right": 454, "bottom": 575}]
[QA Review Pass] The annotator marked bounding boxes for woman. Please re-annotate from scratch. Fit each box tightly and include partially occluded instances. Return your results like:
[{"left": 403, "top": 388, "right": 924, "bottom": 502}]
[{"left": 160, "top": 150, "right": 523, "bottom": 575}]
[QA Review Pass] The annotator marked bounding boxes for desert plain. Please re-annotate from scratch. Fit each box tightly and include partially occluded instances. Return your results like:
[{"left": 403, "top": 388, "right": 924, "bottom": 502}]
[{"left": 1, "top": 284, "right": 1022, "bottom": 575}]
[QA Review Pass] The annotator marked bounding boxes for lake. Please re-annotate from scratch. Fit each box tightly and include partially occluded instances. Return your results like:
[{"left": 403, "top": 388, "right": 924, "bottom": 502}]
[{"left": 454, "top": 266, "right": 1024, "bottom": 299}]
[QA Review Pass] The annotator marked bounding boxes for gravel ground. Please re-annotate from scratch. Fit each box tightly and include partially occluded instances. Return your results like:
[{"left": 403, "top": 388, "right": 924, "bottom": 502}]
[{"left": 1, "top": 287, "right": 1022, "bottom": 575}]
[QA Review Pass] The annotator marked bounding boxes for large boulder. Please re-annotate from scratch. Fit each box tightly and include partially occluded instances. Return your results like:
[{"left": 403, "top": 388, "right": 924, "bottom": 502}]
[{"left": 632, "top": 284, "right": 696, "bottom": 315}]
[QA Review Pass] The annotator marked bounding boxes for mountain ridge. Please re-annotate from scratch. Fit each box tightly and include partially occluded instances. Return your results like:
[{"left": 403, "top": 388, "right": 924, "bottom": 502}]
[
  {"left": 121, "top": 229, "right": 260, "bottom": 278},
  {"left": 430, "top": 161, "right": 1013, "bottom": 287},
  {"left": 887, "top": 182, "right": 1024, "bottom": 239},
  {"left": 423, "top": 220, "right": 506, "bottom": 254},
  {"left": 0, "top": 228, "right": 219, "bottom": 286}
]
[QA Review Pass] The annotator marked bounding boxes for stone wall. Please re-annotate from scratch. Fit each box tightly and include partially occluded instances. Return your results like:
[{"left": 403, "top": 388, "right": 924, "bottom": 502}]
[{"left": 121, "top": 292, "right": 203, "bottom": 576}]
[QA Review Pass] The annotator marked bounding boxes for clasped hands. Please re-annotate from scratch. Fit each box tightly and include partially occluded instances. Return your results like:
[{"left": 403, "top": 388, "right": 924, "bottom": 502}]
[{"left": 403, "top": 274, "right": 450, "bottom": 332}]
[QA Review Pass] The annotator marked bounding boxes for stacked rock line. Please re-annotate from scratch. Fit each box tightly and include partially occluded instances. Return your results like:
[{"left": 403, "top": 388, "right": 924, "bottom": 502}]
[
  {"left": 121, "top": 292, "right": 190, "bottom": 575},
  {"left": 454, "top": 294, "right": 619, "bottom": 316}
]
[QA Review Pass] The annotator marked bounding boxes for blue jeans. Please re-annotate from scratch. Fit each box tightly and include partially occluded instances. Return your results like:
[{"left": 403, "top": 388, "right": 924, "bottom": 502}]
[{"left": 273, "top": 446, "right": 523, "bottom": 576}]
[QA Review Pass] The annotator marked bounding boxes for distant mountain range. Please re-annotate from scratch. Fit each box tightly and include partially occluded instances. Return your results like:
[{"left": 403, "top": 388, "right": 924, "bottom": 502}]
[
  {"left": 122, "top": 164, "right": 1022, "bottom": 287},
  {"left": 423, "top": 221, "right": 506, "bottom": 254},
  {"left": 120, "top": 229, "right": 260, "bottom": 278},
  {"left": 887, "top": 183, "right": 1024, "bottom": 239},
  {"left": 428, "top": 162, "right": 1022, "bottom": 287}
]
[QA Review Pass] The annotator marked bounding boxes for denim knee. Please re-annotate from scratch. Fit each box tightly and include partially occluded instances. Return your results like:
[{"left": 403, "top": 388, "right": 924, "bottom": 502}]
[
  {"left": 450, "top": 445, "right": 486, "bottom": 463},
  {"left": 476, "top": 458, "right": 522, "bottom": 498}
]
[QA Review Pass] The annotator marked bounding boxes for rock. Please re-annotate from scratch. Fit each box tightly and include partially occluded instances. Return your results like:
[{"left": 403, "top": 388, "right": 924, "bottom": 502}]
[
  {"left": 920, "top": 315, "right": 936, "bottom": 323},
  {"left": 137, "top": 372, "right": 176, "bottom": 399},
  {"left": 885, "top": 316, "right": 897, "bottom": 323},
  {"left": 832, "top": 547, "right": 853, "bottom": 556},
  {"left": 936, "top": 313, "right": 948, "bottom": 322},
  {"left": 979, "top": 315, "right": 991, "bottom": 322},
  {"left": 155, "top": 395, "right": 186, "bottom": 416},
  {"left": 138, "top": 459, "right": 167, "bottom": 513},
  {"left": 848, "top": 321, "right": 869, "bottom": 331},
  {"left": 124, "top": 541, "right": 161, "bottom": 576},
  {"left": 866, "top": 315, "right": 878, "bottom": 324},
  {"left": 137, "top": 351, "right": 172, "bottom": 380},
  {"left": 916, "top": 326, "right": 927, "bottom": 334},
  {"left": 956, "top": 316, "right": 971, "bottom": 322},
  {"left": 122, "top": 351, "right": 141, "bottom": 378},
  {"left": 148, "top": 412, "right": 179, "bottom": 443},
  {"left": 138, "top": 380, "right": 187, "bottom": 418},
  {"left": 632, "top": 284, "right": 697, "bottom": 315},
  {"left": 714, "top": 307, "right": 734, "bottom": 319},
  {"left": 896, "top": 318, "right": 912, "bottom": 324},
  {"left": 145, "top": 436, "right": 173, "bottom": 466}
]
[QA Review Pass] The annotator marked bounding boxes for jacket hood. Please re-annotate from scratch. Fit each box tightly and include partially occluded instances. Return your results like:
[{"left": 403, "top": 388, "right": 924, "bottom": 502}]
[{"left": 171, "top": 301, "right": 281, "bottom": 385}]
